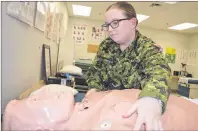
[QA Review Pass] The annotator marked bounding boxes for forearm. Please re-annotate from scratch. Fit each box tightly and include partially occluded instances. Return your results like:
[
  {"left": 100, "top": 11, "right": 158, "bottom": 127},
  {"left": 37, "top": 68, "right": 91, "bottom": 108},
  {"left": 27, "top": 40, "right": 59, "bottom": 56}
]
[
  {"left": 139, "top": 77, "right": 170, "bottom": 114},
  {"left": 85, "top": 38, "right": 113, "bottom": 91},
  {"left": 139, "top": 44, "right": 171, "bottom": 113}
]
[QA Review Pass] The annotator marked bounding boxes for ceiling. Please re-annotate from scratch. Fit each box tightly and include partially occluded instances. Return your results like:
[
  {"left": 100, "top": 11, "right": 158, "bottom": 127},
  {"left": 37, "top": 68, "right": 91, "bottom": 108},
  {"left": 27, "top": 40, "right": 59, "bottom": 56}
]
[{"left": 66, "top": 1, "right": 198, "bottom": 34}]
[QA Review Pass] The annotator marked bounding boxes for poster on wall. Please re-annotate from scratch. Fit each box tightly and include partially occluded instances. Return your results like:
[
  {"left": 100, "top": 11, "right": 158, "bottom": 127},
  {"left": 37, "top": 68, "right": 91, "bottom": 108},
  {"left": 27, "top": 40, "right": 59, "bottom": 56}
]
[
  {"left": 91, "top": 26, "right": 106, "bottom": 43},
  {"left": 165, "top": 47, "right": 176, "bottom": 63},
  {"left": 45, "top": 12, "right": 64, "bottom": 41},
  {"left": 177, "top": 49, "right": 197, "bottom": 65},
  {"left": 87, "top": 44, "right": 99, "bottom": 53},
  {"left": 34, "top": 2, "right": 48, "bottom": 31},
  {"left": 44, "top": 2, "right": 66, "bottom": 42},
  {"left": 72, "top": 24, "right": 88, "bottom": 44},
  {"left": 7, "top": 2, "right": 36, "bottom": 26},
  {"left": 187, "top": 50, "right": 197, "bottom": 65},
  {"left": 177, "top": 49, "right": 188, "bottom": 64}
]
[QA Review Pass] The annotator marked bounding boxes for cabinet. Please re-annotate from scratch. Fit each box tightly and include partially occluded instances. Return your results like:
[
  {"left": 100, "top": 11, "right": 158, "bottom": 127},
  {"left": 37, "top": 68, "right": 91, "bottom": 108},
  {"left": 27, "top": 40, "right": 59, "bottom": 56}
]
[{"left": 177, "top": 83, "right": 198, "bottom": 98}]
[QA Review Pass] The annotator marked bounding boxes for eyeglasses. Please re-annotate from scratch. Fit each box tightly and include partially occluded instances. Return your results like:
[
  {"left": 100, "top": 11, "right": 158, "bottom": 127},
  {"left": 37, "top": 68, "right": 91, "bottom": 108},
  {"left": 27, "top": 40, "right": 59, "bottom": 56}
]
[{"left": 101, "top": 18, "right": 131, "bottom": 31}]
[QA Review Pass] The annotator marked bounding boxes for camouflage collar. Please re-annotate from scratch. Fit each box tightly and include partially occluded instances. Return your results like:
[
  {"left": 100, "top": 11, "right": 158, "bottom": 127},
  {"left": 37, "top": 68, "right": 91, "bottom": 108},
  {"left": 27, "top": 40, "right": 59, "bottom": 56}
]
[
  {"left": 109, "top": 30, "right": 142, "bottom": 49},
  {"left": 110, "top": 30, "right": 142, "bottom": 53},
  {"left": 127, "top": 30, "right": 141, "bottom": 50}
]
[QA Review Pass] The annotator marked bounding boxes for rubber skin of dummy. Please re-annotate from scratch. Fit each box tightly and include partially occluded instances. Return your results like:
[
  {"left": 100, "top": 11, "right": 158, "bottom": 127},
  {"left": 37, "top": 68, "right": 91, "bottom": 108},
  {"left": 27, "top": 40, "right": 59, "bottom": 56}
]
[{"left": 3, "top": 86, "right": 198, "bottom": 130}]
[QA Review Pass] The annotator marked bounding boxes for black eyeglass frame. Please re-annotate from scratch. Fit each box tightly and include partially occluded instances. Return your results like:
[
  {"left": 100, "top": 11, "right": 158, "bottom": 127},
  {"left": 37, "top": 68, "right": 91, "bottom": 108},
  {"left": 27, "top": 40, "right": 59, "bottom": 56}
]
[{"left": 101, "top": 18, "right": 132, "bottom": 31}]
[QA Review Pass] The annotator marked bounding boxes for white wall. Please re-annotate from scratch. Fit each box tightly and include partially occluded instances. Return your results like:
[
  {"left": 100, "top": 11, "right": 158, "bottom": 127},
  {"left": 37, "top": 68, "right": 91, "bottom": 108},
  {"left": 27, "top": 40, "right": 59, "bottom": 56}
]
[
  {"left": 137, "top": 26, "right": 190, "bottom": 72},
  {"left": 59, "top": 16, "right": 105, "bottom": 65},
  {"left": 58, "top": 3, "right": 70, "bottom": 66},
  {"left": 187, "top": 34, "right": 198, "bottom": 77},
  {"left": 1, "top": 2, "right": 69, "bottom": 113},
  {"left": 62, "top": 17, "right": 190, "bottom": 73}
]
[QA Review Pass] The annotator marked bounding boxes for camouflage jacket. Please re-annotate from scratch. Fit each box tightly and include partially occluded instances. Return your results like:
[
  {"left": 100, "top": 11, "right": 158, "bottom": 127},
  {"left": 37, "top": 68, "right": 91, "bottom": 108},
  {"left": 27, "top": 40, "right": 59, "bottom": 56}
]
[{"left": 85, "top": 31, "right": 171, "bottom": 113}]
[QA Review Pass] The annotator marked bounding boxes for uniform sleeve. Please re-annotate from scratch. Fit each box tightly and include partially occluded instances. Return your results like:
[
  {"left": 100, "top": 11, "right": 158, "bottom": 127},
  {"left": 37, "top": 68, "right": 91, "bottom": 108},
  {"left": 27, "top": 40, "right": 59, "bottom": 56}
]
[
  {"left": 85, "top": 39, "right": 108, "bottom": 91},
  {"left": 138, "top": 42, "right": 171, "bottom": 114}
]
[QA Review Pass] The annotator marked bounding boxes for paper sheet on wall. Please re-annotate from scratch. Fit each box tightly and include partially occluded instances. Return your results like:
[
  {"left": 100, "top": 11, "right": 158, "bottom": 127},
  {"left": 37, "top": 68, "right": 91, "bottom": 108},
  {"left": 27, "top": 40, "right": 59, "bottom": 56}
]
[
  {"left": 177, "top": 49, "right": 197, "bottom": 65},
  {"left": 34, "top": 2, "right": 48, "bottom": 32},
  {"left": 90, "top": 26, "right": 106, "bottom": 43},
  {"left": 72, "top": 24, "right": 88, "bottom": 44},
  {"left": 7, "top": 2, "right": 36, "bottom": 26},
  {"left": 165, "top": 47, "right": 176, "bottom": 63},
  {"left": 87, "top": 44, "right": 99, "bottom": 53},
  {"left": 43, "top": 2, "right": 66, "bottom": 42},
  {"left": 45, "top": 12, "right": 64, "bottom": 41},
  {"left": 187, "top": 51, "right": 197, "bottom": 65},
  {"left": 181, "top": 50, "right": 189, "bottom": 64}
]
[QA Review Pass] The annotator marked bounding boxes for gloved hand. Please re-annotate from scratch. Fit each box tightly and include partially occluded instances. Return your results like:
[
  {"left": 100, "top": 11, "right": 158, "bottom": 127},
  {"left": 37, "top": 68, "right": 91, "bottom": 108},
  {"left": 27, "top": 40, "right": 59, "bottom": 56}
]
[{"left": 122, "top": 97, "right": 163, "bottom": 131}]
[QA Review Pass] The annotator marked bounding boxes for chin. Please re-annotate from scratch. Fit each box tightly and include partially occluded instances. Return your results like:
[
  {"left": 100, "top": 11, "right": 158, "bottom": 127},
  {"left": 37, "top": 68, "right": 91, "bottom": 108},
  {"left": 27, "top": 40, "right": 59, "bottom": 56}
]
[{"left": 110, "top": 36, "right": 120, "bottom": 44}]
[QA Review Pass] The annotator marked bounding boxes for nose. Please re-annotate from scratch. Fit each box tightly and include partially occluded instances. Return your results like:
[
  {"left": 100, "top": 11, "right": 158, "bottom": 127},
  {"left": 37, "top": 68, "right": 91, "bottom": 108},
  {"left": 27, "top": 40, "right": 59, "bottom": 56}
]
[{"left": 108, "top": 25, "right": 113, "bottom": 32}]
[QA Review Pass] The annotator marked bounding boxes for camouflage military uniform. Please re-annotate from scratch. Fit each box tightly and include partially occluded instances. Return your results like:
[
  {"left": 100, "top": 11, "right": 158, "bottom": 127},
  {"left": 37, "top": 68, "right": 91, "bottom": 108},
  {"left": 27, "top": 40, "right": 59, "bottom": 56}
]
[{"left": 85, "top": 30, "right": 171, "bottom": 113}]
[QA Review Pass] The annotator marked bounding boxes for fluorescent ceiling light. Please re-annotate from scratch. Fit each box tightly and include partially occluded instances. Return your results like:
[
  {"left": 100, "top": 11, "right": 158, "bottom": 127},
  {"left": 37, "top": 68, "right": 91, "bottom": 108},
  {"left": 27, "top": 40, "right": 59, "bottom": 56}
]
[
  {"left": 137, "top": 14, "right": 150, "bottom": 23},
  {"left": 72, "top": 4, "right": 92, "bottom": 16},
  {"left": 164, "top": 2, "right": 177, "bottom": 4},
  {"left": 168, "top": 23, "right": 198, "bottom": 30}
]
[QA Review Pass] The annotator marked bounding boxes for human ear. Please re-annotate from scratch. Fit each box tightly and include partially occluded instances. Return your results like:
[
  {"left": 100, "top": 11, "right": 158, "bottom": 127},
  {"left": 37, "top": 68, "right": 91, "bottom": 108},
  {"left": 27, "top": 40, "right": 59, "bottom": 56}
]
[{"left": 130, "top": 18, "right": 137, "bottom": 28}]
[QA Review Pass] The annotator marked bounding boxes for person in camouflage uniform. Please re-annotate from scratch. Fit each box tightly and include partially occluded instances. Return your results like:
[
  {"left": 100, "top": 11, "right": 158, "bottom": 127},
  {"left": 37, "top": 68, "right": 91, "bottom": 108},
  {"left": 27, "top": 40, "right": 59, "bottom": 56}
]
[
  {"left": 84, "top": 1, "right": 171, "bottom": 131},
  {"left": 86, "top": 30, "right": 171, "bottom": 111}
]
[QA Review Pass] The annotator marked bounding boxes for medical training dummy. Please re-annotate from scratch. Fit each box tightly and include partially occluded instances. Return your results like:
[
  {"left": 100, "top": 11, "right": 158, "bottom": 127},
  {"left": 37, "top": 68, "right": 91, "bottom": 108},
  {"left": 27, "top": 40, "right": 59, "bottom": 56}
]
[{"left": 3, "top": 84, "right": 198, "bottom": 130}]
